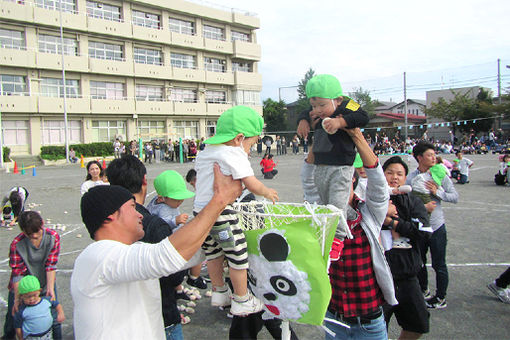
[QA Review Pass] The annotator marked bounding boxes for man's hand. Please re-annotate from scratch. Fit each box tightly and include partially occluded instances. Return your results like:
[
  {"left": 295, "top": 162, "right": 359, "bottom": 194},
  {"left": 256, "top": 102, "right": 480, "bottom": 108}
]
[
  {"left": 384, "top": 201, "right": 398, "bottom": 225},
  {"left": 297, "top": 120, "right": 310, "bottom": 139},
  {"left": 425, "top": 181, "right": 438, "bottom": 195},
  {"left": 212, "top": 163, "right": 242, "bottom": 206},
  {"left": 176, "top": 214, "right": 189, "bottom": 225},
  {"left": 425, "top": 201, "right": 437, "bottom": 213},
  {"left": 12, "top": 298, "right": 19, "bottom": 315}
]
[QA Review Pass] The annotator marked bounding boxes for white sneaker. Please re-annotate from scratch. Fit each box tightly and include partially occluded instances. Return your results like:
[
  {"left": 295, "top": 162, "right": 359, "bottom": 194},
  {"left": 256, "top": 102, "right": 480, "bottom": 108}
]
[
  {"left": 230, "top": 294, "right": 264, "bottom": 316},
  {"left": 211, "top": 287, "right": 231, "bottom": 307},
  {"left": 487, "top": 282, "right": 510, "bottom": 304},
  {"left": 392, "top": 238, "right": 412, "bottom": 249}
]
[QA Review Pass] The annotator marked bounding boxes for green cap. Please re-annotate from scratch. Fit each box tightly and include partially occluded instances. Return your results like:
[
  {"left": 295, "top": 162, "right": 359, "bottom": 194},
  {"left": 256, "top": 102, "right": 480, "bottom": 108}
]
[
  {"left": 204, "top": 106, "right": 264, "bottom": 145},
  {"left": 305, "top": 74, "right": 344, "bottom": 99},
  {"left": 18, "top": 275, "right": 40, "bottom": 295},
  {"left": 154, "top": 170, "right": 195, "bottom": 200},
  {"left": 353, "top": 153, "right": 363, "bottom": 168},
  {"left": 429, "top": 164, "right": 447, "bottom": 187}
]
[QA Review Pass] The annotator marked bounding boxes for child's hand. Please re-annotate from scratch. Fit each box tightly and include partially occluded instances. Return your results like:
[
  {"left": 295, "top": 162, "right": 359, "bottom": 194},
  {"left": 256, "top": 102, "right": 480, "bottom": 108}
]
[
  {"left": 322, "top": 117, "right": 344, "bottom": 134},
  {"left": 425, "top": 180, "right": 438, "bottom": 195},
  {"left": 264, "top": 188, "right": 279, "bottom": 204},
  {"left": 57, "top": 311, "right": 66, "bottom": 323},
  {"left": 176, "top": 214, "right": 188, "bottom": 225},
  {"left": 424, "top": 201, "right": 437, "bottom": 213}
]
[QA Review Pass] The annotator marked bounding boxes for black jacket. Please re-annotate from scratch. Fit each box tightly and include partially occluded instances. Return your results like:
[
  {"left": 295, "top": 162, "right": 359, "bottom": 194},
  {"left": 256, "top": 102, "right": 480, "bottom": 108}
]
[
  {"left": 137, "top": 203, "right": 185, "bottom": 326},
  {"left": 297, "top": 99, "right": 369, "bottom": 165},
  {"left": 384, "top": 193, "right": 430, "bottom": 280}
]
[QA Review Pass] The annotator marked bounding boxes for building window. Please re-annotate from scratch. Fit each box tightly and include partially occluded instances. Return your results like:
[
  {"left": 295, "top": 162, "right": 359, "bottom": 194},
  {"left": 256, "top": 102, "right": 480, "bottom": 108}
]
[
  {"left": 231, "top": 31, "right": 250, "bottom": 42},
  {"left": 132, "top": 10, "right": 160, "bottom": 29},
  {"left": 205, "top": 90, "right": 226, "bottom": 104},
  {"left": 40, "top": 78, "right": 80, "bottom": 98},
  {"left": 90, "top": 81, "right": 124, "bottom": 100},
  {"left": 86, "top": 1, "right": 122, "bottom": 22},
  {"left": 170, "top": 88, "right": 197, "bottom": 103},
  {"left": 233, "top": 90, "right": 260, "bottom": 106},
  {"left": 204, "top": 57, "right": 226, "bottom": 72},
  {"left": 136, "top": 85, "right": 163, "bottom": 101},
  {"left": 170, "top": 53, "right": 195, "bottom": 69},
  {"left": 134, "top": 47, "right": 162, "bottom": 65},
  {"left": 0, "top": 75, "right": 27, "bottom": 96},
  {"left": 169, "top": 18, "right": 194, "bottom": 35},
  {"left": 38, "top": 34, "right": 78, "bottom": 55},
  {"left": 1, "top": 120, "right": 28, "bottom": 146},
  {"left": 173, "top": 120, "right": 198, "bottom": 139},
  {"left": 91, "top": 120, "right": 125, "bottom": 142},
  {"left": 88, "top": 41, "right": 123, "bottom": 61},
  {"left": 42, "top": 120, "right": 81, "bottom": 145},
  {"left": 232, "top": 61, "right": 251, "bottom": 72},
  {"left": 206, "top": 120, "right": 216, "bottom": 137},
  {"left": 203, "top": 25, "right": 224, "bottom": 41},
  {"left": 36, "top": 0, "right": 76, "bottom": 13},
  {"left": 0, "top": 28, "right": 25, "bottom": 50},
  {"left": 137, "top": 120, "right": 165, "bottom": 139}
]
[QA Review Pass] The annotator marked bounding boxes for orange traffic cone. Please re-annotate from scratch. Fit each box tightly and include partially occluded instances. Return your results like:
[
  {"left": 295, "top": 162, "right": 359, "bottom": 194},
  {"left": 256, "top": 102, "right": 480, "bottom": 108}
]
[
  {"left": 102, "top": 158, "right": 106, "bottom": 169},
  {"left": 13, "top": 161, "right": 19, "bottom": 174},
  {"left": 80, "top": 154, "right": 85, "bottom": 168}
]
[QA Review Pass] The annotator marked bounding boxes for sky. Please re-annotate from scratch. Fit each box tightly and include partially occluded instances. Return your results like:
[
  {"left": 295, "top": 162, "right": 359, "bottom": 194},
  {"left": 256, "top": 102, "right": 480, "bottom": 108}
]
[{"left": 199, "top": 0, "right": 510, "bottom": 103}]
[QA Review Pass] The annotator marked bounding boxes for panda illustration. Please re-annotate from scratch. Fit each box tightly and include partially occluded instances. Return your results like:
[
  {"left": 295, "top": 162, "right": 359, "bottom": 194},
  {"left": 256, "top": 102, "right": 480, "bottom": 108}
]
[{"left": 248, "top": 229, "right": 311, "bottom": 320}]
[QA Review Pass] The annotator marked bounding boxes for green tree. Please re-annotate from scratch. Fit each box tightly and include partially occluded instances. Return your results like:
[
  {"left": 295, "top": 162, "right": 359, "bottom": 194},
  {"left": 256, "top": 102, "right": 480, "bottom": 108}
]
[
  {"left": 348, "top": 87, "right": 378, "bottom": 117},
  {"left": 263, "top": 98, "right": 287, "bottom": 132},
  {"left": 294, "top": 68, "right": 316, "bottom": 114}
]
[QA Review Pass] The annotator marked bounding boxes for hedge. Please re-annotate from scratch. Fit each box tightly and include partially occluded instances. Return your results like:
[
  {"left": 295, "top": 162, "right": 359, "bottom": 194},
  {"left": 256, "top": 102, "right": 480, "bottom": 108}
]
[
  {"left": 40, "top": 142, "right": 114, "bottom": 160},
  {"left": 2, "top": 146, "right": 10, "bottom": 162}
]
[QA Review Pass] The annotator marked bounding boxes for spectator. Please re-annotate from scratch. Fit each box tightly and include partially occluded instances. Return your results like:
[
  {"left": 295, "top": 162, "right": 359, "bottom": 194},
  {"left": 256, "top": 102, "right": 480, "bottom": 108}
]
[
  {"left": 1, "top": 187, "right": 29, "bottom": 228},
  {"left": 69, "top": 148, "right": 78, "bottom": 163},
  {"left": 80, "top": 160, "right": 108, "bottom": 196},
  {"left": 264, "top": 137, "right": 272, "bottom": 155},
  {"left": 452, "top": 151, "right": 473, "bottom": 184}
]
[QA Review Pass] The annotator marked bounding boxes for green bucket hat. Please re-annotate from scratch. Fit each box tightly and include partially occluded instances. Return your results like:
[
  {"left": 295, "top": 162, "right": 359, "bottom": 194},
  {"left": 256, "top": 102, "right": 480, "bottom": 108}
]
[
  {"left": 353, "top": 153, "right": 363, "bottom": 168},
  {"left": 18, "top": 275, "right": 40, "bottom": 295},
  {"left": 305, "top": 74, "right": 344, "bottom": 99},
  {"left": 154, "top": 170, "right": 195, "bottom": 200},
  {"left": 429, "top": 164, "right": 447, "bottom": 187},
  {"left": 204, "top": 105, "right": 264, "bottom": 145}
]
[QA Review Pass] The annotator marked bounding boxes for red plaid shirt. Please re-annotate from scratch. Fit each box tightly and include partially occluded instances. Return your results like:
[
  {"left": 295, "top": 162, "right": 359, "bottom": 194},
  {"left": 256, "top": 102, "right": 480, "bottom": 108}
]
[
  {"left": 8, "top": 228, "right": 60, "bottom": 290},
  {"left": 328, "top": 199, "right": 384, "bottom": 317}
]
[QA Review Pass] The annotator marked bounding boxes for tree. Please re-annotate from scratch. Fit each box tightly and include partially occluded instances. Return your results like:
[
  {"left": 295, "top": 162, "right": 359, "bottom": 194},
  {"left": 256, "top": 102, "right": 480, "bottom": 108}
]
[
  {"left": 263, "top": 98, "right": 287, "bottom": 132},
  {"left": 348, "top": 87, "right": 378, "bottom": 117},
  {"left": 297, "top": 68, "right": 316, "bottom": 100}
]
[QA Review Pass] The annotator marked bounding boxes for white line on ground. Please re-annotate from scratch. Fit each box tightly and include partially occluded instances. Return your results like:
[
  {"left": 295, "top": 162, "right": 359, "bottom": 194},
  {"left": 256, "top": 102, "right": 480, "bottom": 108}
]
[{"left": 470, "top": 166, "right": 495, "bottom": 171}]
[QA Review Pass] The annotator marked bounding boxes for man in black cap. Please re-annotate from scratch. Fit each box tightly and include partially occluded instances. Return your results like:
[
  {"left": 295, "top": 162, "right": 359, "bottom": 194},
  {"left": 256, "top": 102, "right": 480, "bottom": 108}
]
[{"left": 71, "top": 164, "right": 241, "bottom": 339}]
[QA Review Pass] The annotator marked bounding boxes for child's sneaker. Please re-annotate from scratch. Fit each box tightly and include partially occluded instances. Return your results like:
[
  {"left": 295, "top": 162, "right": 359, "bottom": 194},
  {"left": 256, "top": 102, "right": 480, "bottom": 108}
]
[
  {"left": 422, "top": 288, "right": 431, "bottom": 299},
  {"left": 392, "top": 238, "right": 412, "bottom": 249},
  {"left": 426, "top": 296, "right": 447, "bottom": 309},
  {"left": 487, "top": 281, "right": 510, "bottom": 304},
  {"left": 175, "top": 290, "right": 190, "bottom": 301},
  {"left": 211, "top": 287, "right": 231, "bottom": 307},
  {"left": 187, "top": 275, "right": 208, "bottom": 289},
  {"left": 230, "top": 294, "right": 264, "bottom": 316}
]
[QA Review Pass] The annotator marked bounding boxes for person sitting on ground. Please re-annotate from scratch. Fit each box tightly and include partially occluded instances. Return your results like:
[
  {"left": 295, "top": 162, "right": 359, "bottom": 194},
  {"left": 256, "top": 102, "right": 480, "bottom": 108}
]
[
  {"left": 452, "top": 151, "right": 473, "bottom": 184},
  {"left": 1, "top": 187, "right": 29, "bottom": 228},
  {"left": 69, "top": 148, "right": 78, "bottom": 163},
  {"left": 14, "top": 275, "right": 65, "bottom": 340},
  {"left": 495, "top": 154, "right": 510, "bottom": 186},
  {"left": 261, "top": 154, "right": 278, "bottom": 179}
]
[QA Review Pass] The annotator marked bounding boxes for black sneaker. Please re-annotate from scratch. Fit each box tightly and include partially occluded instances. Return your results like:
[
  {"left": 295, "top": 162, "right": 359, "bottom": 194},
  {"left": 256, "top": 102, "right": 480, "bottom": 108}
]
[
  {"left": 422, "top": 288, "right": 431, "bottom": 300},
  {"left": 426, "top": 296, "right": 447, "bottom": 309},
  {"left": 175, "top": 291, "right": 190, "bottom": 301},
  {"left": 187, "top": 275, "right": 208, "bottom": 289}
]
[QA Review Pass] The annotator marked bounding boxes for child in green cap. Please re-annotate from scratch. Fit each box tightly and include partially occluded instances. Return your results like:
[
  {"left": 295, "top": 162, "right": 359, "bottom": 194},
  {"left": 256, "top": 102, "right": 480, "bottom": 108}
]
[
  {"left": 193, "top": 105, "right": 278, "bottom": 316},
  {"left": 14, "top": 275, "right": 65, "bottom": 340},
  {"left": 298, "top": 74, "right": 370, "bottom": 240}
]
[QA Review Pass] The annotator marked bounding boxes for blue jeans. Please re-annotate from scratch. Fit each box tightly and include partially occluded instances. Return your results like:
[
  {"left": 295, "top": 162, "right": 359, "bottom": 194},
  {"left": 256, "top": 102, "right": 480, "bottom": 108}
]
[
  {"left": 324, "top": 310, "right": 387, "bottom": 340},
  {"left": 165, "top": 323, "right": 183, "bottom": 340},
  {"left": 418, "top": 224, "right": 449, "bottom": 299}
]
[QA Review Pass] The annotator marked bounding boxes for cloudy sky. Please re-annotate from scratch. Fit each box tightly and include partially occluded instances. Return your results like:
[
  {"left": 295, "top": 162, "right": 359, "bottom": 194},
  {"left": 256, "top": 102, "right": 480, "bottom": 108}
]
[{"left": 205, "top": 0, "right": 510, "bottom": 103}]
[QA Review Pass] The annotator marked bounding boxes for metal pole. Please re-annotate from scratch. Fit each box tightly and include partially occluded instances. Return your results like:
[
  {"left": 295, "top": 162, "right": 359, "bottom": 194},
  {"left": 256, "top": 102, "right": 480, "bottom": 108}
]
[
  {"left": 404, "top": 72, "right": 408, "bottom": 141},
  {"left": 497, "top": 59, "right": 502, "bottom": 129},
  {"left": 58, "top": 0, "right": 70, "bottom": 163},
  {"left": 0, "top": 111, "right": 4, "bottom": 169}
]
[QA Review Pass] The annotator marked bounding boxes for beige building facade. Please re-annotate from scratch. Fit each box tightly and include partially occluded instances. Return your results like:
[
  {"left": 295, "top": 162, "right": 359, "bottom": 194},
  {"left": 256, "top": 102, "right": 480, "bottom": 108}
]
[{"left": 0, "top": 0, "right": 262, "bottom": 155}]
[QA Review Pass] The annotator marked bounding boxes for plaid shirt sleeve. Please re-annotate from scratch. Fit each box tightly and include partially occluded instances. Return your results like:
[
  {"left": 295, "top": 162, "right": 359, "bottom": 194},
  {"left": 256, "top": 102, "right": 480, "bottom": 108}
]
[
  {"left": 9, "top": 234, "right": 28, "bottom": 289},
  {"left": 45, "top": 228, "right": 60, "bottom": 271}
]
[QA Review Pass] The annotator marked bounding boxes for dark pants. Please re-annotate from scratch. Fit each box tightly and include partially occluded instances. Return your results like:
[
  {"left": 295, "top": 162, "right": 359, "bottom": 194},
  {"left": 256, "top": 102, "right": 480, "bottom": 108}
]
[
  {"left": 418, "top": 224, "right": 449, "bottom": 299},
  {"left": 495, "top": 267, "right": 510, "bottom": 288},
  {"left": 457, "top": 174, "right": 468, "bottom": 184},
  {"left": 229, "top": 311, "right": 298, "bottom": 340}
]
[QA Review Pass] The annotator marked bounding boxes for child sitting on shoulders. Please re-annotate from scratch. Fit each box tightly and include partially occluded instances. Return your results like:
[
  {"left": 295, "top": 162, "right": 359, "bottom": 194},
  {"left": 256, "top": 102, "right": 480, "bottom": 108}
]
[
  {"left": 14, "top": 275, "right": 64, "bottom": 340},
  {"left": 194, "top": 106, "right": 278, "bottom": 316}
]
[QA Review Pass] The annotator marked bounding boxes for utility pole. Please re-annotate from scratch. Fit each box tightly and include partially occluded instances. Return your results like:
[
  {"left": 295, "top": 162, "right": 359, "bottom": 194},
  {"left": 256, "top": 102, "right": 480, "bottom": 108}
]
[
  {"left": 404, "top": 72, "right": 408, "bottom": 141},
  {"left": 59, "top": 0, "right": 70, "bottom": 163}
]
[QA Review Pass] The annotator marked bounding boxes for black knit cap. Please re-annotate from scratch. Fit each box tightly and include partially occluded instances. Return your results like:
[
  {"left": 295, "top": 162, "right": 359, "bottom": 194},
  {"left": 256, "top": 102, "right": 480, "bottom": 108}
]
[{"left": 80, "top": 185, "right": 134, "bottom": 239}]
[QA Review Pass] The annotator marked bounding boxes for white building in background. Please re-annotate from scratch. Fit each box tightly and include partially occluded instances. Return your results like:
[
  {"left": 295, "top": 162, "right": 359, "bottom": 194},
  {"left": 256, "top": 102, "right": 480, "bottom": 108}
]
[{"left": 0, "top": 0, "right": 262, "bottom": 156}]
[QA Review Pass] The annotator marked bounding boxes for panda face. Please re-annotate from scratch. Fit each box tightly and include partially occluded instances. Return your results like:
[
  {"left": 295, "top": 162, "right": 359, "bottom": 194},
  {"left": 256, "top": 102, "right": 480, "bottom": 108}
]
[{"left": 248, "top": 230, "right": 311, "bottom": 320}]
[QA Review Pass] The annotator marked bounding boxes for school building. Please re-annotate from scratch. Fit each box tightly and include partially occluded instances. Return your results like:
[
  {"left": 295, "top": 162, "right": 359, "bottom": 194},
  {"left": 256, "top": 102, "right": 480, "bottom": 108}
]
[{"left": 0, "top": 0, "right": 262, "bottom": 156}]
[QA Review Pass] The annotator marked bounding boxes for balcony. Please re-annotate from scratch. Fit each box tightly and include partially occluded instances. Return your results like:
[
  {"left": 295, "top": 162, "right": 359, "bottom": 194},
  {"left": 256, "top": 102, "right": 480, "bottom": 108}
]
[
  {"left": 0, "top": 1, "right": 33, "bottom": 22},
  {"left": 232, "top": 11, "right": 260, "bottom": 29},
  {"left": 173, "top": 101, "right": 206, "bottom": 116},
  {"left": 36, "top": 53, "right": 88, "bottom": 73},
  {"left": 233, "top": 40, "right": 261, "bottom": 61},
  {"left": 135, "top": 100, "right": 174, "bottom": 115},
  {"left": 87, "top": 16, "right": 132, "bottom": 38},
  {"left": 205, "top": 71, "right": 234, "bottom": 85},
  {"left": 203, "top": 38, "right": 233, "bottom": 54},
  {"left": 89, "top": 58, "right": 134, "bottom": 76},
  {"left": 90, "top": 98, "right": 135, "bottom": 113},
  {"left": 133, "top": 63, "right": 169, "bottom": 80},
  {"left": 33, "top": 6, "right": 87, "bottom": 31},
  {"left": 170, "top": 32, "right": 204, "bottom": 49},
  {"left": 0, "top": 94, "right": 36, "bottom": 112},
  {"left": 206, "top": 103, "right": 231, "bottom": 116},
  {"left": 38, "top": 97, "right": 90, "bottom": 113},
  {"left": 0, "top": 48, "right": 36, "bottom": 68},
  {"left": 172, "top": 67, "right": 205, "bottom": 83},
  {"left": 132, "top": 25, "right": 171, "bottom": 44},
  {"left": 234, "top": 71, "right": 262, "bottom": 89}
]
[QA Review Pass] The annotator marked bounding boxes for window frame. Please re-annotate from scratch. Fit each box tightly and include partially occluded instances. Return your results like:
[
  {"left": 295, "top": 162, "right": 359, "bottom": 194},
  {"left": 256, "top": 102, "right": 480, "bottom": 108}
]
[
  {"left": 0, "top": 28, "right": 25, "bottom": 50},
  {"left": 204, "top": 57, "right": 226, "bottom": 73},
  {"left": 38, "top": 34, "right": 78, "bottom": 56},
  {"left": 203, "top": 25, "right": 225, "bottom": 41},
  {"left": 205, "top": 90, "right": 227, "bottom": 104},
  {"left": 170, "top": 53, "right": 196, "bottom": 69},
  {"left": 0, "top": 74, "right": 27, "bottom": 96},
  {"left": 133, "top": 47, "right": 162, "bottom": 65},
  {"left": 135, "top": 84, "right": 164, "bottom": 101},
  {"left": 88, "top": 41, "right": 124, "bottom": 61},
  {"left": 132, "top": 10, "right": 161, "bottom": 29},
  {"left": 40, "top": 77, "right": 80, "bottom": 98},
  {"left": 90, "top": 81, "right": 125, "bottom": 100},
  {"left": 169, "top": 17, "right": 195, "bottom": 35},
  {"left": 86, "top": 1, "right": 122, "bottom": 22}
]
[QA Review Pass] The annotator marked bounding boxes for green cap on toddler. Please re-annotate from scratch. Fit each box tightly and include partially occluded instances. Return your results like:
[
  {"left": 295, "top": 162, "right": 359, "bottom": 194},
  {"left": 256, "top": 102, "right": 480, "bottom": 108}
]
[
  {"left": 429, "top": 164, "right": 447, "bottom": 187},
  {"left": 18, "top": 275, "right": 40, "bottom": 295},
  {"left": 154, "top": 170, "right": 195, "bottom": 200},
  {"left": 305, "top": 74, "right": 344, "bottom": 99}
]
